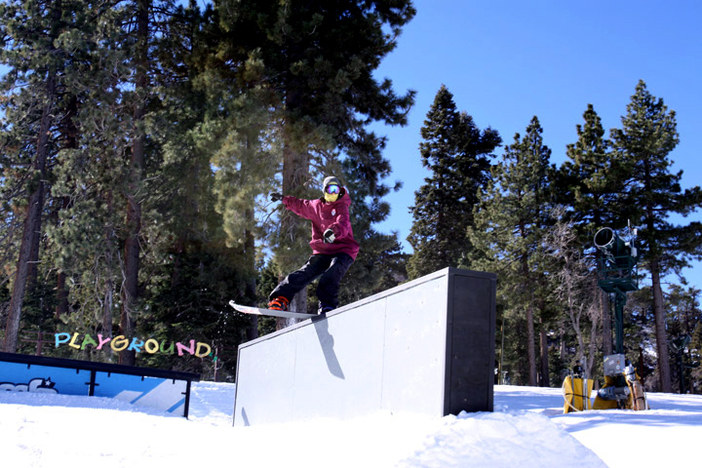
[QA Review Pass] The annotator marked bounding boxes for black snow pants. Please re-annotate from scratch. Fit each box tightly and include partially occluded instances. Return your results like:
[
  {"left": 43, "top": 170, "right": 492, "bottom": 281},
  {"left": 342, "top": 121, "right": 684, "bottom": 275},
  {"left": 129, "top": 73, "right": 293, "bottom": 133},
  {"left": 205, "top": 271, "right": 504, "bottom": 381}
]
[{"left": 269, "top": 253, "right": 354, "bottom": 309}]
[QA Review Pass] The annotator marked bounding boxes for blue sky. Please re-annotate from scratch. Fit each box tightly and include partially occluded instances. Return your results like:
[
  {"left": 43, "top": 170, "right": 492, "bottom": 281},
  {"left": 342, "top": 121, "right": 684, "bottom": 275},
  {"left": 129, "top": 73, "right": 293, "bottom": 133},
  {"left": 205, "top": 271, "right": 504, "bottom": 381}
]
[{"left": 372, "top": 0, "right": 702, "bottom": 287}]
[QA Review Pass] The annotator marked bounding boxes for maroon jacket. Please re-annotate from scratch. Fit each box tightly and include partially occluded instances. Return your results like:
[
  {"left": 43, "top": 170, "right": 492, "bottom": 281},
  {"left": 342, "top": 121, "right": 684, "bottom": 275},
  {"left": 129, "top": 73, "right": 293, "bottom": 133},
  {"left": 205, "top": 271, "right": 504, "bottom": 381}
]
[{"left": 282, "top": 188, "right": 360, "bottom": 260}]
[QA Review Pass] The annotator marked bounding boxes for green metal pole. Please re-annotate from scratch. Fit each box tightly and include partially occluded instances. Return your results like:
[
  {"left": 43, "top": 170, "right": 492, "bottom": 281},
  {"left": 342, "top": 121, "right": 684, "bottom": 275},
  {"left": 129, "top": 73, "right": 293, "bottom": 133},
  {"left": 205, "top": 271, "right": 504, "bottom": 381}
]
[{"left": 614, "top": 289, "right": 625, "bottom": 355}]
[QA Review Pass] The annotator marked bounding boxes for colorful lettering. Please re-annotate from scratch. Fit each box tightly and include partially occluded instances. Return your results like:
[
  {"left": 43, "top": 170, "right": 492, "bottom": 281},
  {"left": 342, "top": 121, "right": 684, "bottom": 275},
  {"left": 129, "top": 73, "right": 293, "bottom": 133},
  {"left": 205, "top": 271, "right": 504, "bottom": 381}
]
[
  {"left": 96, "top": 334, "right": 112, "bottom": 350},
  {"left": 110, "top": 335, "right": 129, "bottom": 352},
  {"left": 160, "top": 341, "right": 175, "bottom": 355},
  {"left": 68, "top": 332, "right": 81, "bottom": 349},
  {"left": 53, "top": 331, "right": 213, "bottom": 360},
  {"left": 176, "top": 340, "right": 195, "bottom": 356},
  {"left": 81, "top": 334, "right": 98, "bottom": 350},
  {"left": 55, "top": 333, "right": 71, "bottom": 348},
  {"left": 144, "top": 339, "right": 159, "bottom": 354},
  {"left": 195, "top": 342, "right": 212, "bottom": 358},
  {"left": 128, "top": 337, "right": 144, "bottom": 353}
]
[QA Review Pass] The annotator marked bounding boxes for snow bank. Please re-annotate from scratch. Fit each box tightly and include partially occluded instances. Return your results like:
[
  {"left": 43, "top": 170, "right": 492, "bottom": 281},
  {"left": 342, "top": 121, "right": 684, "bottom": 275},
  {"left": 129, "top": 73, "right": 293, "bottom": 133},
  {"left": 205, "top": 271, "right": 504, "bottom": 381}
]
[
  {"left": 4, "top": 381, "right": 702, "bottom": 467},
  {"left": 397, "top": 411, "right": 605, "bottom": 467}
]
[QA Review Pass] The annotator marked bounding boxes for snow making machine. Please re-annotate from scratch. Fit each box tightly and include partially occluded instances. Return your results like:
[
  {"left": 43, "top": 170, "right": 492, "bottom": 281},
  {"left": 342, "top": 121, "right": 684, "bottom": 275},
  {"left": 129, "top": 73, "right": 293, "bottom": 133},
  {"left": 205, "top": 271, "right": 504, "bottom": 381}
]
[
  {"left": 563, "top": 226, "right": 647, "bottom": 413},
  {"left": 591, "top": 227, "right": 647, "bottom": 410}
]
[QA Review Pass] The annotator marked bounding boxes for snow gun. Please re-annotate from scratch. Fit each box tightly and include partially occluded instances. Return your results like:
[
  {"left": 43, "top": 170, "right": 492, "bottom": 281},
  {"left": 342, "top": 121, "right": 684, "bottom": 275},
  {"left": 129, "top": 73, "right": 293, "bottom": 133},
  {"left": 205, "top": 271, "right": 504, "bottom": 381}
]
[
  {"left": 592, "top": 226, "right": 647, "bottom": 411},
  {"left": 563, "top": 226, "right": 647, "bottom": 412}
]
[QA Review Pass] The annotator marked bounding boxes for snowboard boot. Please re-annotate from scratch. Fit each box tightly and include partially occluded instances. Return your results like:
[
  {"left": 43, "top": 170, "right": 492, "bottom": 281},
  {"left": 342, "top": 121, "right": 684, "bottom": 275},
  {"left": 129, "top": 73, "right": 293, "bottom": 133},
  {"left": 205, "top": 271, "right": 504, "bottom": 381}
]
[
  {"left": 318, "top": 302, "right": 335, "bottom": 315},
  {"left": 268, "top": 296, "right": 290, "bottom": 311}
]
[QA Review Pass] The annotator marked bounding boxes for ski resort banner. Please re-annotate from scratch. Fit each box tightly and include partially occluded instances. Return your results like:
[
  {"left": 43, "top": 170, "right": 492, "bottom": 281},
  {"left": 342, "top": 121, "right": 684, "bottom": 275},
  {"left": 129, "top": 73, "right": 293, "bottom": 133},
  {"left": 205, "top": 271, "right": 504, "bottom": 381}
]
[
  {"left": 53, "top": 332, "right": 214, "bottom": 359},
  {"left": 0, "top": 352, "right": 200, "bottom": 418}
]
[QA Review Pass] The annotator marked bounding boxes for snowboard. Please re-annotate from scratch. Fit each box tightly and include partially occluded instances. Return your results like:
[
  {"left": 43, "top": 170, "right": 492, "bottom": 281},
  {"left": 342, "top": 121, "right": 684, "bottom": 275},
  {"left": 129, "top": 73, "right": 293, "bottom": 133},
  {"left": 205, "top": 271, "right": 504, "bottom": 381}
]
[{"left": 229, "top": 301, "right": 317, "bottom": 320}]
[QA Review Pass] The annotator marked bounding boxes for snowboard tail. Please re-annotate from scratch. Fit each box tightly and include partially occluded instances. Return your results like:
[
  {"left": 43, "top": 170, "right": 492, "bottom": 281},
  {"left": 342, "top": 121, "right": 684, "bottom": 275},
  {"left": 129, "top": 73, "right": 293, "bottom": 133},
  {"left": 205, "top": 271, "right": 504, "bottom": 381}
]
[{"left": 229, "top": 301, "right": 317, "bottom": 319}]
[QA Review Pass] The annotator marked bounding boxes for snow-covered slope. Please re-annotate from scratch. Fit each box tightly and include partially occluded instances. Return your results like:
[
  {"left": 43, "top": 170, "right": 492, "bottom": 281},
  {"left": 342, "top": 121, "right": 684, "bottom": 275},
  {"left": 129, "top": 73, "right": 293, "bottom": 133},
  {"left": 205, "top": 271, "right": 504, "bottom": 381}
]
[{"left": 2, "top": 382, "right": 700, "bottom": 467}]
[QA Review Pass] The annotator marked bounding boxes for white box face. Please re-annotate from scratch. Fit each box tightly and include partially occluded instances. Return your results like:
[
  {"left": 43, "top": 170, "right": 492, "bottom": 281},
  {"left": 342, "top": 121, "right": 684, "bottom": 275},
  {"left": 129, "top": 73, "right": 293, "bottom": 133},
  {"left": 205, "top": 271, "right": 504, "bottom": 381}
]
[
  {"left": 234, "top": 330, "right": 298, "bottom": 425},
  {"left": 291, "top": 298, "right": 387, "bottom": 420},
  {"left": 380, "top": 276, "right": 448, "bottom": 416},
  {"left": 234, "top": 268, "right": 494, "bottom": 427}
]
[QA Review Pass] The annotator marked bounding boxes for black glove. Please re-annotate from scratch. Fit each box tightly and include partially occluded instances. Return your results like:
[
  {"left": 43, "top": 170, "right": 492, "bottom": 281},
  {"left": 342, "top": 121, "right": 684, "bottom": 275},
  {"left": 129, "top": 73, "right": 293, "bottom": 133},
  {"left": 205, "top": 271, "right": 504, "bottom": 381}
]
[
  {"left": 270, "top": 192, "right": 283, "bottom": 202},
  {"left": 323, "top": 228, "right": 336, "bottom": 244}
]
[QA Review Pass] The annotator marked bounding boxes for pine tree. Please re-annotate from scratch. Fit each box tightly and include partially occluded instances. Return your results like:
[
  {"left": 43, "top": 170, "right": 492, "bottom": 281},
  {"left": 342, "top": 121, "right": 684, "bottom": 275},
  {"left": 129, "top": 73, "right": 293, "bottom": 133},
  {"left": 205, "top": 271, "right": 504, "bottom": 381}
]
[
  {"left": 1, "top": 0, "right": 75, "bottom": 352},
  {"left": 0, "top": 0, "right": 416, "bottom": 360},
  {"left": 408, "top": 85, "right": 501, "bottom": 279},
  {"left": 690, "top": 289, "right": 702, "bottom": 392},
  {"left": 214, "top": 0, "right": 416, "bottom": 316},
  {"left": 470, "top": 116, "right": 552, "bottom": 386},
  {"left": 45, "top": 0, "right": 165, "bottom": 365},
  {"left": 611, "top": 80, "right": 702, "bottom": 392},
  {"left": 665, "top": 284, "right": 701, "bottom": 393},
  {"left": 44, "top": 0, "right": 136, "bottom": 362},
  {"left": 0, "top": 0, "right": 286, "bottom": 364},
  {"left": 112, "top": 1, "right": 263, "bottom": 370},
  {"left": 115, "top": 0, "right": 149, "bottom": 365},
  {"left": 557, "top": 104, "right": 633, "bottom": 356}
]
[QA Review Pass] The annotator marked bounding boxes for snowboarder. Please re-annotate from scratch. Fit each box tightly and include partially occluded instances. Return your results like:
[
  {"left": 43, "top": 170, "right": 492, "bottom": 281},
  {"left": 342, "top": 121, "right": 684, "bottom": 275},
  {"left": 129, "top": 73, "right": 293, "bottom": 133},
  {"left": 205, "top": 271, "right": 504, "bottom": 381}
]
[{"left": 267, "top": 176, "right": 360, "bottom": 314}]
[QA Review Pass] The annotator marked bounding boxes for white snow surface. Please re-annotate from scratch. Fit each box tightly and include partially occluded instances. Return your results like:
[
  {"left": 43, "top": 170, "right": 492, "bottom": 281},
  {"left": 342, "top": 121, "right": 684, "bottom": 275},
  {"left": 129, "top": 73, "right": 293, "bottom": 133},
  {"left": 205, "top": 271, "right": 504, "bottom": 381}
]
[{"left": 1, "top": 382, "right": 700, "bottom": 467}]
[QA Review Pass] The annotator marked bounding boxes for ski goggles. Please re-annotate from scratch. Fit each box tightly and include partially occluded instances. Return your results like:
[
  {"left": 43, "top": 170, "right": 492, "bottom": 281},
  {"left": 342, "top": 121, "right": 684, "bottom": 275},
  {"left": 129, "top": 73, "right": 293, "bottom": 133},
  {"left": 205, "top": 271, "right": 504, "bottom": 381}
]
[{"left": 324, "top": 184, "right": 340, "bottom": 195}]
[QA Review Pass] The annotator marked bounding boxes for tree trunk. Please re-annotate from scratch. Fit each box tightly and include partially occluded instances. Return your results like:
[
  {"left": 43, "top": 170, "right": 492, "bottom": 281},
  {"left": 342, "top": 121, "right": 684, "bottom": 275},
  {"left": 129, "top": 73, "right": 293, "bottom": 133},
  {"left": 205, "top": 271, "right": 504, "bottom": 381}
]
[
  {"left": 120, "top": 0, "right": 149, "bottom": 365},
  {"left": 275, "top": 133, "right": 310, "bottom": 330},
  {"left": 26, "top": 214, "right": 41, "bottom": 288},
  {"left": 102, "top": 275, "right": 114, "bottom": 360},
  {"left": 53, "top": 198, "right": 70, "bottom": 319},
  {"left": 55, "top": 272, "right": 69, "bottom": 319},
  {"left": 244, "top": 223, "right": 258, "bottom": 341},
  {"left": 539, "top": 327, "right": 549, "bottom": 387},
  {"left": 587, "top": 305, "right": 600, "bottom": 379},
  {"left": 102, "top": 194, "right": 116, "bottom": 360},
  {"left": 650, "top": 259, "right": 672, "bottom": 392},
  {"left": 3, "top": 72, "right": 56, "bottom": 353},
  {"left": 526, "top": 304, "right": 537, "bottom": 386},
  {"left": 600, "top": 288, "right": 612, "bottom": 356},
  {"left": 54, "top": 92, "right": 79, "bottom": 320}
]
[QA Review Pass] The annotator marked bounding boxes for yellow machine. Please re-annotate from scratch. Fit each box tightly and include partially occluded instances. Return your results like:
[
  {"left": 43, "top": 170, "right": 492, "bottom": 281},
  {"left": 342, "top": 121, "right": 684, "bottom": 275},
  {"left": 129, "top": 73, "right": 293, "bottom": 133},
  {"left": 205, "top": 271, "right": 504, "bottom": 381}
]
[
  {"left": 592, "top": 354, "right": 647, "bottom": 410},
  {"left": 563, "top": 375, "right": 594, "bottom": 413},
  {"left": 563, "top": 354, "right": 647, "bottom": 414}
]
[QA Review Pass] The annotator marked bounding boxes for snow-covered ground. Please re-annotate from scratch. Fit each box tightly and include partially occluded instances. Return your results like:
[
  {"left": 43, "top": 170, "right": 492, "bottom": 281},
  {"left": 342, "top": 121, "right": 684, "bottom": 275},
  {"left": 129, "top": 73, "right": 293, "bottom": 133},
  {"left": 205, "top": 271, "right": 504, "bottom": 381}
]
[{"left": 2, "top": 381, "right": 700, "bottom": 467}]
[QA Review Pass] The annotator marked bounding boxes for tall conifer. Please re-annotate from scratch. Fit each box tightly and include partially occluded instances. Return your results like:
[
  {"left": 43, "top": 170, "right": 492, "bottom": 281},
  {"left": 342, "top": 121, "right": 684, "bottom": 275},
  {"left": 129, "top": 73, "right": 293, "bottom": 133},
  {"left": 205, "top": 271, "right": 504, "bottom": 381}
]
[
  {"left": 215, "top": 0, "right": 416, "bottom": 316},
  {"left": 118, "top": 0, "right": 152, "bottom": 365},
  {"left": 1, "top": 0, "right": 71, "bottom": 351},
  {"left": 45, "top": 1, "right": 133, "bottom": 361},
  {"left": 558, "top": 104, "right": 631, "bottom": 356},
  {"left": 470, "top": 116, "right": 552, "bottom": 386},
  {"left": 611, "top": 80, "right": 702, "bottom": 392},
  {"left": 408, "top": 85, "right": 500, "bottom": 278}
]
